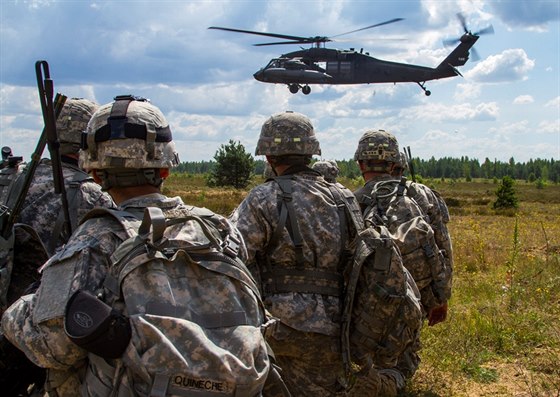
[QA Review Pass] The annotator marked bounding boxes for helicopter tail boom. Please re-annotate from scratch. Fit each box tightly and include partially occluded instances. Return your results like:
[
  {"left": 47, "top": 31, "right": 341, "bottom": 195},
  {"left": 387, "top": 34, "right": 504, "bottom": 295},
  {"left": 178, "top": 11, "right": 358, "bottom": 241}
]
[{"left": 437, "top": 32, "right": 479, "bottom": 71}]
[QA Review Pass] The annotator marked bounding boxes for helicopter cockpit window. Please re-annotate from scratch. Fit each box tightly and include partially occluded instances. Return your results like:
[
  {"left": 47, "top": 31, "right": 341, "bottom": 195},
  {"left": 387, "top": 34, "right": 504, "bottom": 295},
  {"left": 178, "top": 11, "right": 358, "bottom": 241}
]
[
  {"left": 316, "top": 62, "right": 327, "bottom": 72},
  {"left": 266, "top": 59, "right": 282, "bottom": 69}
]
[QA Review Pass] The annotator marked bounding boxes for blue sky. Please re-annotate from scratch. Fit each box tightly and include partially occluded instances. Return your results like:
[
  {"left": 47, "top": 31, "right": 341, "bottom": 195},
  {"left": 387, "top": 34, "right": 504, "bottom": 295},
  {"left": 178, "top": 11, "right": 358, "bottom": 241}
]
[{"left": 1, "top": 0, "right": 559, "bottom": 164}]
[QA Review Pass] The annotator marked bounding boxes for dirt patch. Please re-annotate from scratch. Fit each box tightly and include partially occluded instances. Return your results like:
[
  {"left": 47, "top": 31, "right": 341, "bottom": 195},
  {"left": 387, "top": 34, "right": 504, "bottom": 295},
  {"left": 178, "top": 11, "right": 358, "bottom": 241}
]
[{"left": 407, "top": 357, "right": 560, "bottom": 396}]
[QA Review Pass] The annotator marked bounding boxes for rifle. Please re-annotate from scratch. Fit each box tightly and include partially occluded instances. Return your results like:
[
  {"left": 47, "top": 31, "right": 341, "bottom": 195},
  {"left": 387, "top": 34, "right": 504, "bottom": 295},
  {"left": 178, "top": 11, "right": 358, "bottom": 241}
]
[
  {"left": 0, "top": 94, "right": 67, "bottom": 238},
  {"left": 405, "top": 146, "right": 416, "bottom": 182},
  {"left": 35, "top": 60, "right": 72, "bottom": 239}
]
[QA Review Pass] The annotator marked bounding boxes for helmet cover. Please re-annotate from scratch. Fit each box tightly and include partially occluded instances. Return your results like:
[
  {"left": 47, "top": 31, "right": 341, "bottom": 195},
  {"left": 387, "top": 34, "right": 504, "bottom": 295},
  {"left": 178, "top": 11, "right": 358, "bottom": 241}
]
[
  {"left": 312, "top": 160, "right": 339, "bottom": 182},
  {"left": 57, "top": 98, "right": 99, "bottom": 155},
  {"left": 79, "top": 97, "right": 179, "bottom": 171},
  {"left": 353, "top": 129, "right": 399, "bottom": 163},
  {"left": 255, "top": 111, "right": 321, "bottom": 156}
]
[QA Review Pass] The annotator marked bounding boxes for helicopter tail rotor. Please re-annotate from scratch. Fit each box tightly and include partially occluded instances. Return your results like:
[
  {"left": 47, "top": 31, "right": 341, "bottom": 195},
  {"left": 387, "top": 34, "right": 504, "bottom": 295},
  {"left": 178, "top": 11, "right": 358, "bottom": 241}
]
[{"left": 442, "top": 13, "right": 494, "bottom": 60}]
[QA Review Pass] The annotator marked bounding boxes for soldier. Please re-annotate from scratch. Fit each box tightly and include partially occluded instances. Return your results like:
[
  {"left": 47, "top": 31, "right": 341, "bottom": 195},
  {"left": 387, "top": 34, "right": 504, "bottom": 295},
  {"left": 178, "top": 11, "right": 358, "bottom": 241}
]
[
  {"left": 353, "top": 129, "right": 453, "bottom": 325},
  {"left": 352, "top": 129, "right": 454, "bottom": 393},
  {"left": 2, "top": 97, "right": 270, "bottom": 396},
  {"left": 17, "top": 98, "right": 115, "bottom": 255},
  {"left": 230, "top": 111, "right": 366, "bottom": 396},
  {"left": 311, "top": 160, "right": 340, "bottom": 183},
  {"left": 0, "top": 98, "right": 116, "bottom": 395}
]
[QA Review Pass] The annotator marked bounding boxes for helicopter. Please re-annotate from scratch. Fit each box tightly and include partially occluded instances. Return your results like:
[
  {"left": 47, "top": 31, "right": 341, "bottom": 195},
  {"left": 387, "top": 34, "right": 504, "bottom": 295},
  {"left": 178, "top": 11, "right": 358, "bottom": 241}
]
[{"left": 209, "top": 15, "right": 493, "bottom": 95}]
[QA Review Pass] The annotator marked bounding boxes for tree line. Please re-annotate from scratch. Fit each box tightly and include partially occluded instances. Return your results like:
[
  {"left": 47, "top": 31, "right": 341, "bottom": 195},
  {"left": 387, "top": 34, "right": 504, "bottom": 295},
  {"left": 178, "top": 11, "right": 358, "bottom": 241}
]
[{"left": 174, "top": 156, "right": 560, "bottom": 183}]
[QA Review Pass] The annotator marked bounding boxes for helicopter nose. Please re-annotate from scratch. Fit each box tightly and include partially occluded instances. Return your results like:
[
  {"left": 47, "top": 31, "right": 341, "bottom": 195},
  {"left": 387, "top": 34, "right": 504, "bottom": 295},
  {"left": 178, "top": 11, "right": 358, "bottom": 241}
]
[{"left": 253, "top": 70, "right": 265, "bottom": 82}]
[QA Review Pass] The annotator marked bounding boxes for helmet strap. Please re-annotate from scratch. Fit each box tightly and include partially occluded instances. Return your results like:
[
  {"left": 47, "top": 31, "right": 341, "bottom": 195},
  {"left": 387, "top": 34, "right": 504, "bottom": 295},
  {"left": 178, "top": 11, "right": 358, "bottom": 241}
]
[{"left": 97, "top": 168, "right": 163, "bottom": 191}]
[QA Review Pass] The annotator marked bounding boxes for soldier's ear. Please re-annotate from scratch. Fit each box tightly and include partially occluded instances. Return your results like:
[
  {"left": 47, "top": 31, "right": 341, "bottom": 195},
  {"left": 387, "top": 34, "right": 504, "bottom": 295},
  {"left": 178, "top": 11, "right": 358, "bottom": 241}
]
[{"left": 160, "top": 168, "right": 170, "bottom": 179}]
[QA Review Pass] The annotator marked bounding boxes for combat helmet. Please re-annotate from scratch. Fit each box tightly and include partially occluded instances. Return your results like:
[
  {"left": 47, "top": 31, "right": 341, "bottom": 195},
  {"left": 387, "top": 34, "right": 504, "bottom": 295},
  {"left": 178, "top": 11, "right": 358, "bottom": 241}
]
[
  {"left": 353, "top": 129, "right": 400, "bottom": 163},
  {"left": 57, "top": 98, "right": 99, "bottom": 155},
  {"left": 255, "top": 111, "right": 321, "bottom": 156},
  {"left": 312, "top": 160, "right": 339, "bottom": 182},
  {"left": 80, "top": 95, "right": 179, "bottom": 189}
]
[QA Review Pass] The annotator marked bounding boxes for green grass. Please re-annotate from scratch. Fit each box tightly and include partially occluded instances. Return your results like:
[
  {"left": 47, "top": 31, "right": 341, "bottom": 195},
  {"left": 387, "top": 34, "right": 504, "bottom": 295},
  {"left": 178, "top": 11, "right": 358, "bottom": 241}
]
[{"left": 164, "top": 174, "right": 560, "bottom": 396}]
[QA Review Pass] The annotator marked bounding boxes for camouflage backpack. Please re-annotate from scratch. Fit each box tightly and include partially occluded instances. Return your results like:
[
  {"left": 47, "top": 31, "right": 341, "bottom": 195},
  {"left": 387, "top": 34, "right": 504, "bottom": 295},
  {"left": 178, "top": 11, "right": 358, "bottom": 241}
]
[
  {"left": 326, "top": 186, "right": 422, "bottom": 384},
  {"left": 65, "top": 206, "right": 274, "bottom": 397},
  {"left": 268, "top": 175, "right": 422, "bottom": 386},
  {"left": 361, "top": 176, "right": 449, "bottom": 314}
]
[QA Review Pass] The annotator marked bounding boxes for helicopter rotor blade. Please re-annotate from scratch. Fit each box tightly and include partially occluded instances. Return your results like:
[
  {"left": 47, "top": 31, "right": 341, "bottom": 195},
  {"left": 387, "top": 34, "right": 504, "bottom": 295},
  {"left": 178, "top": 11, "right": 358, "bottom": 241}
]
[
  {"left": 475, "top": 24, "right": 495, "bottom": 36},
  {"left": 457, "top": 12, "right": 468, "bottom": 33},
  {"left": 469, "top": 47, "right": 481, "bottom": 62},
  {"left": 331, "top": 18, "right": 404, "bottom": 38},
  {"left": 210, "top": 18, "right": 405, "bottom": 47},
  {"left": 443, "top": 38, "right": 460, "bottom": 47},
  {"left": 254, "top": 40, "right": 318, "bottom": 46},
  {"left": 208, "top": 26, "right": 310, "bottom": 43}
]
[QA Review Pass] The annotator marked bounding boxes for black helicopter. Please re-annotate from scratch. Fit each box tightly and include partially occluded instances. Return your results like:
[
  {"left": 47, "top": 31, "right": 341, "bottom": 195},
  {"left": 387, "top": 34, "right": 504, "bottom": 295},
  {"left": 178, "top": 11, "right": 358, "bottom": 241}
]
[{"left": 209, "top": 15, "right": 493, "bottom": 95}]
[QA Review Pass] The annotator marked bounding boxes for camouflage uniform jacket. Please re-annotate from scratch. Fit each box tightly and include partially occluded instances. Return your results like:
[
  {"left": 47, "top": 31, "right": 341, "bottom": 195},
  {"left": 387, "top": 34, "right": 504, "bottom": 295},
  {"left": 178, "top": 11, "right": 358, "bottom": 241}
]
[
  {"left": 354, "top": 175, "right": 453, "bottom": 299},
  {"left": 230, "top": 168, "right": 358, "bottom": 336},
  {"left": 18, "top": 158, "right": 115, "bottom": 253},
  {"left": 1, "top": 193, "right": 249, "bottom": 387}
]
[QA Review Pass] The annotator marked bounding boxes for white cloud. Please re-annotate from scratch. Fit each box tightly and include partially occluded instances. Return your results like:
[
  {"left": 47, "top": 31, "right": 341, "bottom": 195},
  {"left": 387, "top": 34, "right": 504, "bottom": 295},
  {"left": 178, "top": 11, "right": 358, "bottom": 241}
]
[
  {"left": 454, "top": 83, "right": 482, "bottom": 101},
  {"left": 465, "top": 49, "right": 535, "bottom": 83},
  {"left": 545, "top": 96, "right": 560, "bottom": 109},
  {"left": 537, "top": 119, "right": 560, "bottom": 134},
  {"left": 513, "top": 95, "right": 534, "bottom": 105},
  {"left": 405, "top": 102, "right": 499, "bottom": 123}
]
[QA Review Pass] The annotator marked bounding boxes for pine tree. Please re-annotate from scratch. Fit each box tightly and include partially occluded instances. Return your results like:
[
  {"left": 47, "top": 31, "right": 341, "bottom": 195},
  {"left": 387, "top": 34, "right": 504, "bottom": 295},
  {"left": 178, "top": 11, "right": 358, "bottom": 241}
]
[
  {"left": 493, "top": 176, "right": 519, "bottom": 209},
  {"left": 208, "top": 140, "right": 254, "bottom": 188}
]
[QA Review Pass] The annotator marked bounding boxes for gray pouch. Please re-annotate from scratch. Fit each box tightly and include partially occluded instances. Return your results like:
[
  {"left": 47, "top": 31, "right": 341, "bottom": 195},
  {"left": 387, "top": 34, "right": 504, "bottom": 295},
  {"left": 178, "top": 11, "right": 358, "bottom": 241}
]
[{"left": 64, "top": 290, "right": 131, "bottom": 359}]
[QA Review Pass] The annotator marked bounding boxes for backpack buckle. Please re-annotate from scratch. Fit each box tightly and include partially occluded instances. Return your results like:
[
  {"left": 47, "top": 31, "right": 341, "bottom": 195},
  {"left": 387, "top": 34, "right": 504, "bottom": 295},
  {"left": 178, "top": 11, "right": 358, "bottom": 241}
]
[{"left": 222, "top": 234, "right": 240, "bottom": 258}]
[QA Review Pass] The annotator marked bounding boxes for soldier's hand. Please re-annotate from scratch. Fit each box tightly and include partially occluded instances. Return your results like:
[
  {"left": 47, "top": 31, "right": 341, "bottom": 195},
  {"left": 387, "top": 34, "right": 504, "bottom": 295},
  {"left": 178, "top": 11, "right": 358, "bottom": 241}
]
[{"left": 427, "top": 302, "right": 448, "bottom": 326}]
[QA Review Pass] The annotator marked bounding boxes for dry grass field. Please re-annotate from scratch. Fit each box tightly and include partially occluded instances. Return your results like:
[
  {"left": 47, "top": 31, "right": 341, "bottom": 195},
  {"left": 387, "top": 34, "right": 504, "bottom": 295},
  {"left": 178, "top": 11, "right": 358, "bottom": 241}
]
[{"left": 164, "top": 174, "right": 560, "bottom": 396}]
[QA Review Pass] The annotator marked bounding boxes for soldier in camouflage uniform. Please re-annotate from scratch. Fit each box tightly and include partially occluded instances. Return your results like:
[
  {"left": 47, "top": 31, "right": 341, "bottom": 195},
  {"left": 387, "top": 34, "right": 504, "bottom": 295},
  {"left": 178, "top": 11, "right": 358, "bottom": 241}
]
[
  {"left": 312, "top": 160, "right": 340, "bottom": 183},
  {"left": 0, "top": 99, "right": 116, "bottom": 396},
  {"left": 352, "top": 129, "right": 454, "bottom": 392},
  {"left": 230, "top": 111, "right": 363, "bottom": 396},
  {"left": 1, "top": 97, "right": 267, "bottom": 396},
  {"left": 353, "top": 129, "right": 453, "bottom": 325},
  {"left": 18, "top": 98, "right": 115, "bottom": 255}
]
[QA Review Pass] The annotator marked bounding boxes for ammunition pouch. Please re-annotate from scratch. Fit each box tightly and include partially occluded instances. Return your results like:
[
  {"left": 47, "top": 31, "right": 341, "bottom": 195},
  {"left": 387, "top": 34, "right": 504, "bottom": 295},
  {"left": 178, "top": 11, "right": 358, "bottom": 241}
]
[{"left": 64, "top": 290, "right": 131, "bottom": 359}]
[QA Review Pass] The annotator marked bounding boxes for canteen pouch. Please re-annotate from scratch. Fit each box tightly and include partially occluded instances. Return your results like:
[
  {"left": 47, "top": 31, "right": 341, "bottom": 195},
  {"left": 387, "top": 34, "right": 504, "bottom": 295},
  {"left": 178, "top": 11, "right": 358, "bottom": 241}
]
[{"left": 64, "top": 290, "right": 131, "bottom": 359}]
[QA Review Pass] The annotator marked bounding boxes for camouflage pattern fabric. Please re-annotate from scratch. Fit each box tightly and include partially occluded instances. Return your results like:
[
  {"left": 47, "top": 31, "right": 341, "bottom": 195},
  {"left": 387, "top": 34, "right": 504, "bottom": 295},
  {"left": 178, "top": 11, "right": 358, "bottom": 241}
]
[
  {"left": 349, "top": 366, "right": 405, "bottom": 397},
  {"left": 229, "top": 169, "right": 357, "bottom": 396},
  {"left": 2, "top": 194, "right": 258, "bottom": 396},
  {"left": 267, "top": 323, "right": 346, "bottom": 396},
  {"left": 355, "top": 175, "right": 454, "bottom": 306},
  {"left": 353, "top": 129, "right": 400, "bottom": 162},
  {"left": 354, "top": 175, "right": 453, "bottom": 385},
  {"left": 312, "top": 160, "right": 340, "bottom": 183},
  {"left": 56, "top": 98, "right": 98, "bottom": 155},
  {"left": 255, "top": 111, "right": 321, "bottom": 156},
  {"left": 18, "top": 158, "right": 114, "bottom": 253},
  {"left": 80, "top": 100, "right": 180, "bottom": 171}
]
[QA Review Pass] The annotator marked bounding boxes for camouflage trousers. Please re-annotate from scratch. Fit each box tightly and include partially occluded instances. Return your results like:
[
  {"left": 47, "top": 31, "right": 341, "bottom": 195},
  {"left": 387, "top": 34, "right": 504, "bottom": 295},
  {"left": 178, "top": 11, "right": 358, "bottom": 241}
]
[
  {"left": 267, "top": 323, "right": 347, "bottom": 397},
  {"left": 348, "top": 367, "right": 405, "bottom": 397},
  {"left": 348, "top": 333, "right": 421, "bottom": 396}
]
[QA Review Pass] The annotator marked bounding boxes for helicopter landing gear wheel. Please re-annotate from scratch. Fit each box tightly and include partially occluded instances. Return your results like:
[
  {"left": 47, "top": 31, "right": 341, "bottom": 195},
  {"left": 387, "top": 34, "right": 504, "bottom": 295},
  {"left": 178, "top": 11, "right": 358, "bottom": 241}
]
[
  {"left": 289, "top": 84, "right": 299, "bottom": 94},
  {"left": 302, "top": 85, "right": 311, "bottom": 95},
  {"left": 417, "top": 82, "right": 431, "bottom": 96}
]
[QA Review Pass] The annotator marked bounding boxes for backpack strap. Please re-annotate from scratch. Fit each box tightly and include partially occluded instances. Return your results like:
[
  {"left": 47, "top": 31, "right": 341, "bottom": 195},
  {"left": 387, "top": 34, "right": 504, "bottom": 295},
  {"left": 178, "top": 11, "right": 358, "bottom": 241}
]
[
  {"left": 269, "top": 176, "right": 304, "bottom": 267},
  {"left": 80, "top": 207, "right": 143, "bottom": 302},
  {"left": 258, "top": 176, "right": 345, "bottom": 298}
]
